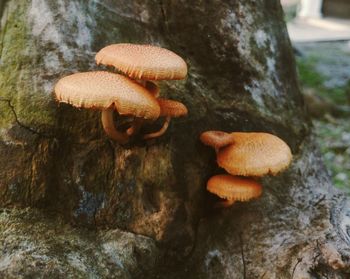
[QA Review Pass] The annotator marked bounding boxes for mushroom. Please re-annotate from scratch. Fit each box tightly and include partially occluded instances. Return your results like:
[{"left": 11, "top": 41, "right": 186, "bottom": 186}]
[
  {"left": 216, "top": 132, "right": 292, "bottom": 177},
  {"left": 54, "top": 71, "right": 160, "bottom": 144},
  {"left": 95, "top": 43, "right": 188, "bottom": 139},
  {"left": 207, "top": 174, "right": 262, "bottom": 207},
  {"left": 95, "top": 43, "right": 188, "bottom": 80},
  {"left": 200, "top": 131, "right": 236, "bottom": 152},
  {"left": 143, "top": 98, "right": 188, "bottom": 140}
]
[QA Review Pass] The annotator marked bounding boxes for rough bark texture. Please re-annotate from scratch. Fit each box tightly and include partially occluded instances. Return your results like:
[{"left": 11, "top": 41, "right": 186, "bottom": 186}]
[{"left": 0, "top": 0, "right": 349, "bottom": 278}]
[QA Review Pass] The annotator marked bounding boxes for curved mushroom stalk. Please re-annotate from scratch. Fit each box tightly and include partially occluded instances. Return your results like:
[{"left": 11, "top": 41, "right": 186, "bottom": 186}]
[
  {"left": 126, "top": 117, "right": 144, "bottom": 136},
  {"left": 125, "top": 81, "right": 159, "bottom": 136},
  {"left": 215, "top": 199, "right": 236, "bottom": 208},
  {"left": 101, "top": 108, "right": 129, "bottom": 144},
  {"left": 143, "top": 116, "right": 171, "bottom": 140}
]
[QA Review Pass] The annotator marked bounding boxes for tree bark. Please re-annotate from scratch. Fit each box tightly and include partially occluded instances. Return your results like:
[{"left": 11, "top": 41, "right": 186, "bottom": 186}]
[{"left": 0, "top": 0, "right": 349, "bottom": 278}]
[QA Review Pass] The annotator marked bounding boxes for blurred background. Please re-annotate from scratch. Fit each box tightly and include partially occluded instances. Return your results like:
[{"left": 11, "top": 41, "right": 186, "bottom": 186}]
[{"left": 281, "top": 0, "right": 350, "bottom": 193}]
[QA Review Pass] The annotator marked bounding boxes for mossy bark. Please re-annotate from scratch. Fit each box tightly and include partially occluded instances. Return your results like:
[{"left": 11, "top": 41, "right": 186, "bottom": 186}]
[{"left": 0, "top": 0, "right": 349, "bottom": 278}]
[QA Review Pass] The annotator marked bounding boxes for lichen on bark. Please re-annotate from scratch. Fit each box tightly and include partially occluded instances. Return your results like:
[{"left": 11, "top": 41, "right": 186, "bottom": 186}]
[
  {"left": 0, "top": 208, "right": 159, "bottom": 278},
  {"left": 0, "top": 0, "right": 55, "bottom": 130}
]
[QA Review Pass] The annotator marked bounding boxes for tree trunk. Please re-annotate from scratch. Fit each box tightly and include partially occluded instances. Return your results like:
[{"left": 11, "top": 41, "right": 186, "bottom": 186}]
[{"left": 1, "top": 0, "right": 349, "bottom": 278}]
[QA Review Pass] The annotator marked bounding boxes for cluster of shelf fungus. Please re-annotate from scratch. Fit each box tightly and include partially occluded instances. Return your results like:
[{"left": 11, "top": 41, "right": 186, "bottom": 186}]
[
  {"left": 200, "top": 131, "right": 293, "bottom": 207},
  {"left": 55, "top": 43, "right": 293, "bottom": 208},
  {"left": 54, "top": 44, "right": 188, "bottom": 144}
]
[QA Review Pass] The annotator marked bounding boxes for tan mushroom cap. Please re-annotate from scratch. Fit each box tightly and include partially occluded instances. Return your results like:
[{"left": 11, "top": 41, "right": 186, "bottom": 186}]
[
  {"left": 217, "top": 132, "right": 292, "bottom": 176},
  {"left": 95, "top": 44, "right": 188, "bottom": 80},
  {"left": 157, "top": 98, "right": 188, "bottom": 117},
  {"left": 200, "top": 131, "right": 235, "bottom": 149},
  {"left": 54, "top": 71, "right": 160, "bottom": 120},
  {"left": 207, "top": 174, "right": 262, "bottom": 201}
]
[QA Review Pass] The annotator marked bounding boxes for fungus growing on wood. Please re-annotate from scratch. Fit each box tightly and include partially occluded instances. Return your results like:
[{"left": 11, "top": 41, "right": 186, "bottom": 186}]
[
  {"left": 217, "top": 132, "right": 292, "bottom": 177},
  {"left": 200, "top": 131, "right": 235, "bottom": 151},
  {"left": 143, "top": 98, "right": 188, "bottom": 139},
  {"left": 207, "top": 174, "right": 262, "bottom": 207},
  {"left": 95, "top": 43, "right": 188, "bottom": 80},
  {"left": 200, "top": 131, "right": 292, "bottom": 207},
  {"left": 95, "top": 43, "right": 188, "bottom": 140},
  {"left": 54, "top": 71, "right": 160, "bottom": 144}
]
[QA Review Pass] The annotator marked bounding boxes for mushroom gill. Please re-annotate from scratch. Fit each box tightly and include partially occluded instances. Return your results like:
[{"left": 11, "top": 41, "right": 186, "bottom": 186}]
[{"left": 207, "top": 174, "right": 262, "bottom": 208}]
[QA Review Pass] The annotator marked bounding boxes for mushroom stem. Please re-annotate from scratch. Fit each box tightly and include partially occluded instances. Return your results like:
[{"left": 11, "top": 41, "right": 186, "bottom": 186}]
[
  {"left": 145, "top": 81, "right": 160, "bottom": 97},
  {"left": 200, "top": 131, "right": 235, "bottom": 150},
  {"left": 143, "top": 116, "right": 171, "bottom": 140},
  {"left": 101, "top": 108, "right": 129, "bottom": 144},
  {"left": 126, "top": 117, "right": 144, "bottom": 136},
  {"left": 215, "top": 199, "right": 236, "bottom": 208},
  {"left": 136, "top": 80, "right": 160, "bottom": 97}
]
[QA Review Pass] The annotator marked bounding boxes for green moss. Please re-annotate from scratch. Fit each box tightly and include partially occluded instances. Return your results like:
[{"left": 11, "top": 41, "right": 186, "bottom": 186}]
[{"left": 0, "top": 0, "right": 54, "bottom": 129}]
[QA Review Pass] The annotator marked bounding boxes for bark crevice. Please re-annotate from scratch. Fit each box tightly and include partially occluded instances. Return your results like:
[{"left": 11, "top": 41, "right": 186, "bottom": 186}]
[{"left": 0, "top": 97, "right": 53, "bottom": 139}]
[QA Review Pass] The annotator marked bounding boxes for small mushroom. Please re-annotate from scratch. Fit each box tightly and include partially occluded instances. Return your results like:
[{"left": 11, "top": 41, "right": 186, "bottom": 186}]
[
  {"left": 54, "top": 71, "right": 160, "bottom": 144},
  {"left": 95, "top": 43, "right": 188, "bottom": 80},
  {"left": 217, "top": 132, "right": 292, "bottom": 176},
  {"left": 200, "top": 131, "right": 236, "bottom": 152},
  {"left": 207, "top": 174, "right": 262, "bottom": 207},
  {"left": 143, "top": 98, "right": 188, "bottom": 140}
]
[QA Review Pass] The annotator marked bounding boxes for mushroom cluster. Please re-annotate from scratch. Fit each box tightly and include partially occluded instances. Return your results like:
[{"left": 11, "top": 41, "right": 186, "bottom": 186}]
[
  {"left": 54, "top": 43, "right": 188, "bottom": 144},
  {"left": 200, "top": 131, "right": 293, "bottom": 207}
]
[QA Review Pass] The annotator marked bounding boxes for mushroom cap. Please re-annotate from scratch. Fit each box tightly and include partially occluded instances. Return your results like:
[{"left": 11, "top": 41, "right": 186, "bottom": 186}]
[
  {"left": 217, "top": 132, "right": 292, "bottom": 176},
  {"left": 200, "top": 131, "right": 235, "bottom": 149},
  {"left": 95, "top": 44, "right": 188, "bottom": 80},
  {"left": 207, "top": 174, "right": 262, "bottom": 201},
  {"left": 54, "top": 71, "right": 160, "bottom": 120},
  {"left": 157, "top": 98, "right": 188, "bottom": 117}
]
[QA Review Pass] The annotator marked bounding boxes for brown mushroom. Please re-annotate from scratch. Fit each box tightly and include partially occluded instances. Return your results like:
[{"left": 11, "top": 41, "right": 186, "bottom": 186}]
[
  {"left": 143, "top": 98, "right": 188, "bottom": 140},
  {"left": 207, "top": 174, "right": 262, "bottom": 207},
  {"left": 216, "top": 132, "right": 292, "bottom": 176},
  {"left": 95, "top": 43, "right": 188, "bottom": 80},
  {"left": 54, "top": 71, "right": 160, "bottom": 144},
  {"left": 200, "top": 131, "right": 236, "bottom": 152}
]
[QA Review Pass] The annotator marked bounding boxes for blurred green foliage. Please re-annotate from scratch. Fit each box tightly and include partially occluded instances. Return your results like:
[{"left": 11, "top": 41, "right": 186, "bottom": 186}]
[
  {"left": 314, "top": 120, "right": 350, "bottom": 193},
  {"left": 296, "top": 53, "right": 350, "bottom": 194},
  {"left": 297, "top": 57, "right": 349, "bottom": 105}
]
